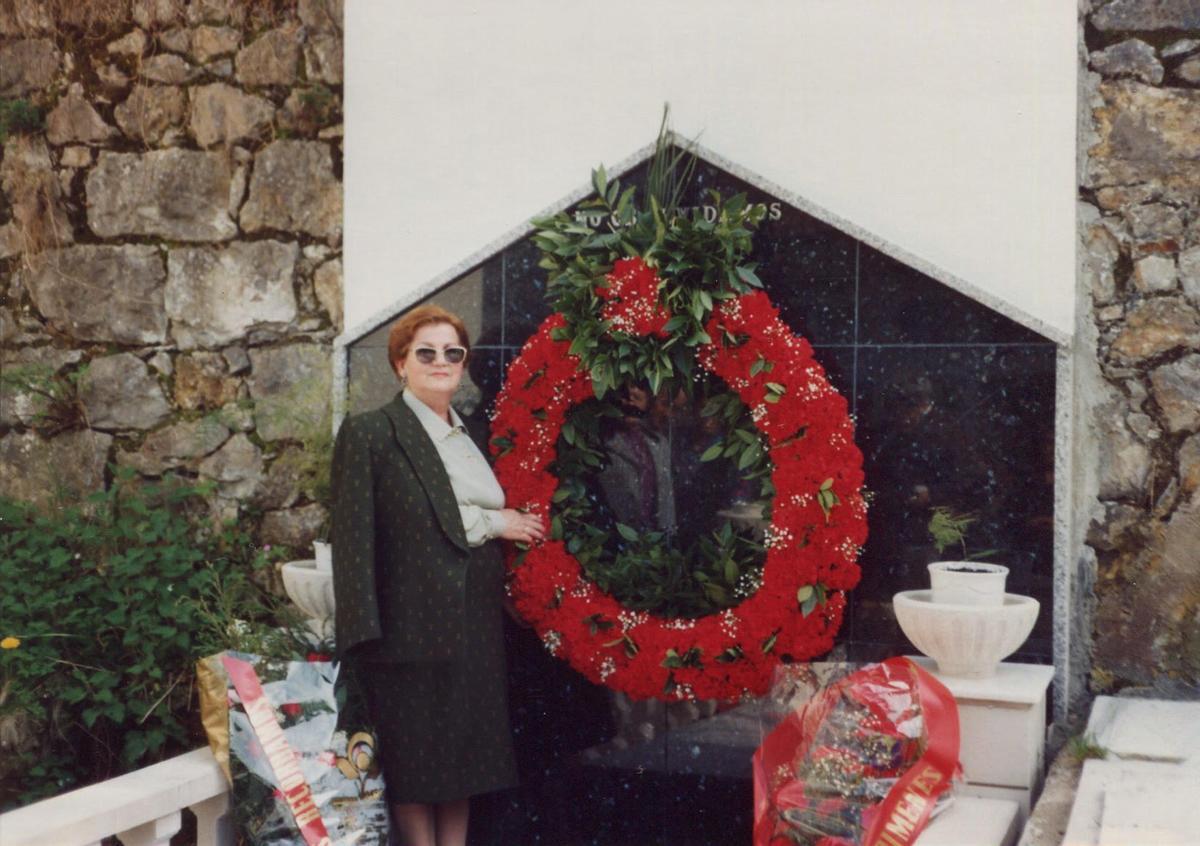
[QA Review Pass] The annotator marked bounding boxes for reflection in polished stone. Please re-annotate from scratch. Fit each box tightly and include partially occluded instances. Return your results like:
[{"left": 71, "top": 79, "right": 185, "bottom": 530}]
[{"left": 555, "top": 383, "right": 768, "bottom": 620}]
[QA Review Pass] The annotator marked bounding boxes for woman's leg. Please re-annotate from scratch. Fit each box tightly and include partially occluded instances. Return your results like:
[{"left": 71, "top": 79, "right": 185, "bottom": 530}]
[
  {"left": 434, "top": 798, "right": 470, "bottom": 846},
  {"left": 392, "top": 802, "right": 436, "bottom": 846}
]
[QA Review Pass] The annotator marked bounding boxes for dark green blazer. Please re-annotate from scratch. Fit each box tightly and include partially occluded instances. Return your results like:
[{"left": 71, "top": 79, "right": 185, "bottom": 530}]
[{"left": 330, "top": 392, "right": 501, "bottom": 663}]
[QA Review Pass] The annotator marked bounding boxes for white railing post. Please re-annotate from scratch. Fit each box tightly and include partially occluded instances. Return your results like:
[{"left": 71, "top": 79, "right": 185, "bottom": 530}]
[
  {"left": 191, "top": 792, "right": 235, "bottom": 846},
  {"left": 114, "top": 811, "right": 183, "bottom": 846}
]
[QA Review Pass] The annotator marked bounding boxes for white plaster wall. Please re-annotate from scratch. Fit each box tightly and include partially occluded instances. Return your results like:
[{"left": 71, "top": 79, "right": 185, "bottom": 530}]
[{"left": 344, "top": 0, "right": 1076, "bottom": 339}]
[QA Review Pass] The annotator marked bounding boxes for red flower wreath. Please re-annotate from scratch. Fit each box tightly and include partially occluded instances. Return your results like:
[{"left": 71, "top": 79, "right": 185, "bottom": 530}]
[{"left": 490, "top": 291, "right": 867, "bottom": 701}]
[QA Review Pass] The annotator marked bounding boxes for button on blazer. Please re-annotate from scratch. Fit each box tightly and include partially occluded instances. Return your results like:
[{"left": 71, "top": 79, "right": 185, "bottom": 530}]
[{"left": 331, "top": 392, "right": 501, "bottom": 663}]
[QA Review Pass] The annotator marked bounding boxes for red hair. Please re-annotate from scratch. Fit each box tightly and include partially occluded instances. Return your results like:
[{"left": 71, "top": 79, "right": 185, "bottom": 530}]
[{"left": 387, "top": 305, "right": 471, "bottom": 372}]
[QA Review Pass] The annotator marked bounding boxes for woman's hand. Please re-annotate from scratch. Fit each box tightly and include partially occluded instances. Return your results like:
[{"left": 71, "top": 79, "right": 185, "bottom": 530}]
[{"left": 496, "top": 508, "right": 546, "bottom": 544}]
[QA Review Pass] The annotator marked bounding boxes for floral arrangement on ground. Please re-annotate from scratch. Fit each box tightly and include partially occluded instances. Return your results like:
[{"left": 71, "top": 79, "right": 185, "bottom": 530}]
[{"left": 489, "top": 151, "right": 868, "bottom": 701}]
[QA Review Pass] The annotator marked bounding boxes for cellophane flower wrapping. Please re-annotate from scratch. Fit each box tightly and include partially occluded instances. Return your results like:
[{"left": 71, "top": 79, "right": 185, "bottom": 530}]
[
  {"left": 197, "top": 652, "right": 390, "bottom": 846},
  {"left": 752, "top": 658, "right": 962, "bottom": 846}
]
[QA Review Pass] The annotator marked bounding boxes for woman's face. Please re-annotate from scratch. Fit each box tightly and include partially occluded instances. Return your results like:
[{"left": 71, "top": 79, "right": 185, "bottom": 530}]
[{"left": 396, "top": 322, "right": 466, "bottom": 402}]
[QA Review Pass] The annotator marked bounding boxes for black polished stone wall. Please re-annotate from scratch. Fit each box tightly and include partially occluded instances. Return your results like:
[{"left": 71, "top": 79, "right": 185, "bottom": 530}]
[{"left": 346, "top": 154, "right": 1057, "bottom": 844}]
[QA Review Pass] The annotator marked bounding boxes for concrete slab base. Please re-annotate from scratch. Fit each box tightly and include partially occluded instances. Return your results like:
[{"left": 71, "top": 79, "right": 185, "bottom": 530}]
[
  {"left": 1052, "top": 696, "right": 1200, "bottom": 845},
  {"left": 917, "top": 796, "right": 1021, "bottom": 846},
  {"left": 1086, "top": 696, "right": 1200, "bottom": 763}
]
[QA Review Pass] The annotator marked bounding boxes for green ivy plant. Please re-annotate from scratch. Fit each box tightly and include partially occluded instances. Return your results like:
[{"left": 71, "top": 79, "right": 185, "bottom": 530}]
[{"left": 0, "top": 470, "right": 295, "bottom": 808}]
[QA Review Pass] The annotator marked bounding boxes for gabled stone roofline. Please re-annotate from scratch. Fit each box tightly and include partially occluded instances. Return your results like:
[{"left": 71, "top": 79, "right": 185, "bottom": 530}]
[{"left": 336, "top": 134, "right": 1070, "bottom": 351}]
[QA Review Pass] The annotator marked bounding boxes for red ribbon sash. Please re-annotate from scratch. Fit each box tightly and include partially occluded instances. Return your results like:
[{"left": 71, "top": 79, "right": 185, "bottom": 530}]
[
  {"left": 221, "top": 655, "right": 333, "bottom": 846},
  {"left": 861, "top": 658, "right": 960, "bottom": 846}
]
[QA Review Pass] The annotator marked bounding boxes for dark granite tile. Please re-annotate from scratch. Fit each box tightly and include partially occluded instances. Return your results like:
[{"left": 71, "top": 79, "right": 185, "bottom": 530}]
[
  {"left": 459, "top": 347, "right": 507, "bottom": 430},
  {"left": 765, "top": 271, "right": 855, "bottom": 348},
  {"left": 502, "top": 236, "right": 552, "bottom": 348},
  {"left": 478, "top": 253, "right": 506, "bottom": 348},
  {"left": 850, "top": 344, "right": 1056, "bottom": 647},
  {"left": 752, "top": 217, "right": 857, "bottom": 287},
  {"left": 857, "top": 245, "right": 1050, "bottom": 345}
]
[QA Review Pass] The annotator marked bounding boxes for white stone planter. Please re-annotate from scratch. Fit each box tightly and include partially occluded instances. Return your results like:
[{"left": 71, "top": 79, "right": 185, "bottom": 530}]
[
  {"left": 894, "top": 589, "right": 1038, "bottom": 679},
  {"left": 928, "top": 561, "right": 1009, "bottom": 607},
  {"left": 280, "top": 559, "right": 335, "bottom": 639}
]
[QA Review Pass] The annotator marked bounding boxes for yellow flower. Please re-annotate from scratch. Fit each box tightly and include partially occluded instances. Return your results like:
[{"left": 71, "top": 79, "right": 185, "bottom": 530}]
[{"left": 0, "top": 637, "right": 19, "bottom": 650}]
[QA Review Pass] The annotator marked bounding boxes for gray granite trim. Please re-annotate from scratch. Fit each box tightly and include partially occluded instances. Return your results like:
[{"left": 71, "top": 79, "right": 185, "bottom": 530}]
[
  {"left": 1053, "top": 345, "right": 1074, "bottom": 723},
  {"left": 332, "top": 343, "right": 348, "bottom": 433}
]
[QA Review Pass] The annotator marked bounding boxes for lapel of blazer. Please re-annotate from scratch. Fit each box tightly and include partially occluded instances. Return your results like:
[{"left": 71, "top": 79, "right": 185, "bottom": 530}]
[{"left": 380, "top": 393, "right": 470, "bottom": 553}]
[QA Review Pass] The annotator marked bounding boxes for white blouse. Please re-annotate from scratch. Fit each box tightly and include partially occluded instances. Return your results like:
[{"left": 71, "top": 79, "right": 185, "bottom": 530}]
[{"left": 403, "top": 390, "right": 506, "bottom": 547}]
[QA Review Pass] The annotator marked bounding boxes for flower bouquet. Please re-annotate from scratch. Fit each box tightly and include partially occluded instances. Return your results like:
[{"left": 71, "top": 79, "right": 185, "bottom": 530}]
[
  {"left": 197, "top": 652, "right": 389, "bottom": 846},
  {"left": 752, "top": 658, "right": 961, "bottom": 846}
]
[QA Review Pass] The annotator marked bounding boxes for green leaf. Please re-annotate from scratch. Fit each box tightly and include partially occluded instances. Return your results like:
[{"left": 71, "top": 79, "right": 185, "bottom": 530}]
[
  {"left": 800, "top": 594, "right": 818, "bottom": 617},
  {"left": 650, "top": 196, "right": 666, "bottom": 244},
  {"left": 616, "top": 523, "right": 639, "bottom": 542},
  {"left": 616, "top": 185, "right": 636, "bottom": 219},
  {"left": 592, "top": 165, "right": 607, "bottom": 200},
  {"left": 584, "top": 613, "right": 613, "bottom": 635},
  {"left": 716, "top": 646, "right": 744, "bottom": 664},
  {"left": 736, "top": 265, "right": 763, "bottom": 288},
  {"left": 606, "top": 177, "right": 621, "bottom": 208},
  {"left": 761, "top": 632, "right": 778, "bottom": 654},
  {"left": 737, "top": 441, "right": 761, "bottom": 470},
  {"left": 700, "top": 443, "right": 724, "bottom": 462},
  {"left": 796, "top": 585, "right": 814, "bottom": 604}
]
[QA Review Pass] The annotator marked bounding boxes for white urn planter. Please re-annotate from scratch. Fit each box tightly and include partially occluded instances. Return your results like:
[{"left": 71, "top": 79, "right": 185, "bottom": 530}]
[
  {"left": 894, "top": 561, "right": 1038, "bottom": 679},
  {"left": 280, "top": 559, "right": 335, "bottom": 640}
]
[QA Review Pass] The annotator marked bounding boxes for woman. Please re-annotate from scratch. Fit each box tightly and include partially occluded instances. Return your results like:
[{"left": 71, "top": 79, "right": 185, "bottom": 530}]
[{"left": 330, "top": 305, "right": 544, "bottom": 846}]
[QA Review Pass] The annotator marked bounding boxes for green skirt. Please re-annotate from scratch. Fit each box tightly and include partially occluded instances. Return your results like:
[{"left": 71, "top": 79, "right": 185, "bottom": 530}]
[{"left": 350, "top": 546, "right": 518, "bottom": 804}]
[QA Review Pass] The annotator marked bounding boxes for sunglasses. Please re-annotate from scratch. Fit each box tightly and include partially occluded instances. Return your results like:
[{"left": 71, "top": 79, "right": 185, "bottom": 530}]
[{"left": 413, "top": 346, "right": 467, "bottom": 365}]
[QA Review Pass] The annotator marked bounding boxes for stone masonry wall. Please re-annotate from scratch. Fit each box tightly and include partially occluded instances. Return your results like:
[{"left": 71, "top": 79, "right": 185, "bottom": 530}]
[
  {"left": 1081, "top": 0, "right": 1200, "bottom": 695},
  {"left": 0, "top": 0, "right": 344, "bottom": 552}
]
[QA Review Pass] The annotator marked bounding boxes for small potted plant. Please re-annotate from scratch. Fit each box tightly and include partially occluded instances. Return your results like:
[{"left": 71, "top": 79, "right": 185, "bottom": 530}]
[{"left": 925, "top": 507, "right": 1005, "bottom": 606}]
